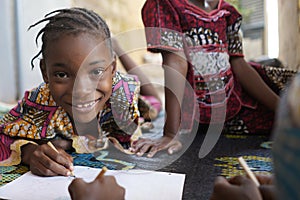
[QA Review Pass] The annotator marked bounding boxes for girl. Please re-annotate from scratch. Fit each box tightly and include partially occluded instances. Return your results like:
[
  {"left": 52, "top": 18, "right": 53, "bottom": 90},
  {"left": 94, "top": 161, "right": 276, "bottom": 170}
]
[
  {"left": 0, "top": 7, "right": 141, "bottom": 176},
  {"left": 132, "top": 0, "right": 297, "bottom": 157}
]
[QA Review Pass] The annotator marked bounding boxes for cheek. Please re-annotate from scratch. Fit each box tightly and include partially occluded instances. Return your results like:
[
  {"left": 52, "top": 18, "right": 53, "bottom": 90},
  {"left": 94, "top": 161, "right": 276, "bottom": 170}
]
[
  {"left": 97, "top": 78, "right": 113, "bottom": 95},
  {"left": 48, "top": 83, "right": 71, "bottom": 101}
]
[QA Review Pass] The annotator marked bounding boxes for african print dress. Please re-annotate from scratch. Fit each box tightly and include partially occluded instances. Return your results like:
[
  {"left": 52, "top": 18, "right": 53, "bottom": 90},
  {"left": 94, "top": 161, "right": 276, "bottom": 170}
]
[
  {"left": 142, "top": 0, "right": 296, "bottom": 134},
  {"left": 0, "top": 72, "right": 141, "bottom": 166}
]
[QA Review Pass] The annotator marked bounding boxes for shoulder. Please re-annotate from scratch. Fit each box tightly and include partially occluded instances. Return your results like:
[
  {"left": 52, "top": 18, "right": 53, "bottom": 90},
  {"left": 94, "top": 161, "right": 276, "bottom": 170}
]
[
  {"left": 142, "top": 0, "right": 180, "bottom": 18},
  {"left": 26, "top": 83, "right": 57, "bottom": 106},
  {"left": 112, "top": 72, "right": 140, "bottom": 92},
  {"left": 220, "top": 1, "right": 241, "bottom": 16},
  {"left": 111, "top": 72, "right": 140, "bottom": 106}
]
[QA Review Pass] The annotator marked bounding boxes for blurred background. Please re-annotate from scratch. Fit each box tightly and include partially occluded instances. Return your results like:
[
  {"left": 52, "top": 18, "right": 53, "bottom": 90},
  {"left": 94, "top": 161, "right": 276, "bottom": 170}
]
[{"left": 0, "top": 0, "right": 299, "bottom": 104}]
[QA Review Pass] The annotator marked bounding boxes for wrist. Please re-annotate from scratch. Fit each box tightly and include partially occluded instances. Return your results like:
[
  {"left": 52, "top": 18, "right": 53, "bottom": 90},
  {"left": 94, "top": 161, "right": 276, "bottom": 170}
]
[
  {"left": 163, "top": 127, "right": 178, "bottom": 138},
  {"left": 21, "top": 143, "right": 37, "bottom": 165}
]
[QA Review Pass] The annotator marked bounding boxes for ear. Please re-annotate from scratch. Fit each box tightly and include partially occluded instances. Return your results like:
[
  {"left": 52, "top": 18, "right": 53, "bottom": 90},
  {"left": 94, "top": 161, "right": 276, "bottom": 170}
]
[
  {"left": 110, "top": 56, "right": 117, "bottom": 76},
  {"left": 40, "top": 59, "right": 49, "bottom": 83}
]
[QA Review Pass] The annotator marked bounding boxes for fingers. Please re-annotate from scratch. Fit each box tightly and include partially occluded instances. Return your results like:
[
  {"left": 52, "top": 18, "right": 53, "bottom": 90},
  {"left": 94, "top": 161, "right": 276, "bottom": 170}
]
[
  {"left": 255, "top": 174, "right": 274, "bottom": 185},
  {"left": 147, "top": 146, "right": 160, "bottom": 158},
  {"left": 131, "top": 138, "right": 154, "bottom": 156},
  {"left": 68, "top": 178, "right": 87, "bottom": 200},
  {"left": 214, "top": 176, "right": 231, "bottom": 186},
  {"left": 211, "top": 176, "right": 263, "bottom": 200},
  {"left": 259, "top": 185, "right": 276, "bottom": 200},
  {"left": 228, "top": 175, "right": 254, "bottom": 186},
  {"left": 31, "top": 144, "right": 73, "bottom": 176},
  {"left": 69, "top": 176, "right": 126, "bottom": 200},
  {"left": 98, "top": 176, "right": 126, "bottom": 200},
  {"left": 131, "top": 136, "right": 182, "bottom": 157},
  {"left": 30, "top": 158, "right": 57, "bottom": 176},
  {"left": 58, "top": 149, "right": 74, "bottom": 170},
  {"left": 167, "top": 140, "right": 182, "bottom": 155},
  {"left": 210, "top": 176, "right": 238, "bottom": 200}
]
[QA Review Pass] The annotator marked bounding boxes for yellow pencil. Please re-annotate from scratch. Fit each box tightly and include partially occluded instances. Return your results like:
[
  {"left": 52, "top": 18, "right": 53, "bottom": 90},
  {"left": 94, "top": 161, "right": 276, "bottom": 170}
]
[
  {"left": 96, "top": 167, "right": 108, "bottom": 180},
  {"left": 47, "top": 141, "right": 75, "bottom": 177},
  {"left": 238, "top": 156, "right": 260, "bottom": 187},
  {"left": 47, "top": 141, "right": 59, "bottom": 153}
]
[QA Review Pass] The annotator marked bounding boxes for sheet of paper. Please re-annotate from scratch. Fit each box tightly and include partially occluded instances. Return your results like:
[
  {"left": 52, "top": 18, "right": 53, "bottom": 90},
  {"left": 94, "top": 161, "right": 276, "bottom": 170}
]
[{"left": 0, "top": 166, "right": 185, "bottom": 200}]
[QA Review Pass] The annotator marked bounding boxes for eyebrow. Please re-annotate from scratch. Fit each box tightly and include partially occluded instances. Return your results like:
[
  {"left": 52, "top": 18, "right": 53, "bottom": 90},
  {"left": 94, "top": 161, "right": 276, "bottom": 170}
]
[
  {"left": 89, "top": 60, "right": 106, "bottom": 66},
  {"left": 51, "top": 60, "right": 106, "bottom": 68}
]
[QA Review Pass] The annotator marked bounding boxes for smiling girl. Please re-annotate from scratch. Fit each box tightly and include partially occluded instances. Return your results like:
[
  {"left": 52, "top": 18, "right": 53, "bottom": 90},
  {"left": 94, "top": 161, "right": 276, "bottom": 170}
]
[{"left": 0, "top": 7, "right": 141, "bottom": 176}]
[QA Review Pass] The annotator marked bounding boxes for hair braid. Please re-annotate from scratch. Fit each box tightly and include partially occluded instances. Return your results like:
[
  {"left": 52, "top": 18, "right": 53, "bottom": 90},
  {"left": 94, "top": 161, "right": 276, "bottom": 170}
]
[{"left": 29, "top": 7, "right": 112, "bottom": 69}]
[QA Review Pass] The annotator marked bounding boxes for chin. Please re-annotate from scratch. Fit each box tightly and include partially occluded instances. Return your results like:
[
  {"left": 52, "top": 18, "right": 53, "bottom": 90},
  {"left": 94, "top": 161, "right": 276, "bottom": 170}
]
[{"left": 72, "top": 111, "right": 98, "bottom": 124}]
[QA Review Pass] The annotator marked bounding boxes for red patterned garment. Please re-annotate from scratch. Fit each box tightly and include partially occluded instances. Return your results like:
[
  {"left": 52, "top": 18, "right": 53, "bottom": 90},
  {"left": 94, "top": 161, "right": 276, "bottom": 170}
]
[
  {"left": 142, "top": 0, "right": 296, "bottom": 134},
  {"left": 0, "top": 72, "right": 140, "bottom": 165}
]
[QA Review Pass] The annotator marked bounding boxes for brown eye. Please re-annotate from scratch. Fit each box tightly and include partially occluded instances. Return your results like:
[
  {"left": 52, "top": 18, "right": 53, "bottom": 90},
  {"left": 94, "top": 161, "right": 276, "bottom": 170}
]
[
  {"left": 91, "top": 68, "right": 105, "bottom": 77},
  {"left": 54, "top": 72, "right": 68, "bottom": 79}
]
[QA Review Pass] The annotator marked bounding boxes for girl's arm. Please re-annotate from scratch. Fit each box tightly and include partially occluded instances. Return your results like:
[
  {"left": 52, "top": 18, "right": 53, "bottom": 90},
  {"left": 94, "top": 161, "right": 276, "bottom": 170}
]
[
  {"left": 162, "top": 51, "right": 188, "bottom": 137},
  {"left": 112, "top": 38, "right": 161, "bottom": 102},
  {"left": 230, "top": 57, "right": 279, "bottom": 111},
  {"left": 131, "top": 51, "right": 187, "bottom": 157}
]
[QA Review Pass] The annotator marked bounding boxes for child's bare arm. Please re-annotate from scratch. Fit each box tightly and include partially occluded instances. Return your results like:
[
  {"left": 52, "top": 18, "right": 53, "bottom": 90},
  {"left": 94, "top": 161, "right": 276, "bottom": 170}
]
[
  {"left": 162, "top": 51, "right": 188, "bottom": 137},
  {"left": 230, "top": 57, "right": 279, "bottom": 111},
  {"left": 112, "top": 38, "right": 161, "bottom": 102},
  {"left": 131, "top": 51, "right": 187, "bottom": 157}
]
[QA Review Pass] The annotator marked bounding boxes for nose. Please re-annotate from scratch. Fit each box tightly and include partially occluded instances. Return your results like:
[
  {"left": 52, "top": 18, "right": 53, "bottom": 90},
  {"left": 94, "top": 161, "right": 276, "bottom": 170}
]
[{"left": 72, "top": 75, "right": 93, "bottom": 99}]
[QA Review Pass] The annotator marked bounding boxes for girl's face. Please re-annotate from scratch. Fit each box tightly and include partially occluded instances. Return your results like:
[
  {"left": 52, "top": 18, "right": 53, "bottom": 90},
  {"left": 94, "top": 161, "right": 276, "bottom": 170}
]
[{"left": 40, "top": 33, "right": 116, "bottom": 124}]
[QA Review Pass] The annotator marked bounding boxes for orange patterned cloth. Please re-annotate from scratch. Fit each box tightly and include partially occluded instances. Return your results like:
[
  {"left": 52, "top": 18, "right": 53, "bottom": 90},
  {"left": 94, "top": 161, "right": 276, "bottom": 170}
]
[{"left": 0, "top": 72, "right": 141, "bottom": 166}]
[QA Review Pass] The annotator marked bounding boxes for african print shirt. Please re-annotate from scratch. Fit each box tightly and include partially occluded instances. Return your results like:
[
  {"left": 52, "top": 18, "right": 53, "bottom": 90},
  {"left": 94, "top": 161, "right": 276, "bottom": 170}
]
[
  {"left": 142, "top": 0, "right": 255, "bottom": 130},
  {"left": 0, "top": 72, "right": 140, "bottom": 166}
]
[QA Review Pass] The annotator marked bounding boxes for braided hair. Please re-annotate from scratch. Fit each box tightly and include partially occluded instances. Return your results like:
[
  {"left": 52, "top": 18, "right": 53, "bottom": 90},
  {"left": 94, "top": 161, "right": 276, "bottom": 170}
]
[{"left": 28, "top": 7, "right": 112, "bottom": 69}]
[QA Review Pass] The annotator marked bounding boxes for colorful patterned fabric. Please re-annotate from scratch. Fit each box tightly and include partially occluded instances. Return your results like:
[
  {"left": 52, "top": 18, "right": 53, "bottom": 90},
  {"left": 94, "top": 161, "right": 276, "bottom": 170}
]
[
  {"left": 0, "top": 151, "right": 136, "bottom": 187},
  {"left": 215, "top": 155, "right": 273, "bottom": 178},
  {"left": 0, "top": 72, "right": 140, "bottom": 165},
  {"left": 142, "top": 0, "right": 297, "bottom": 133}
]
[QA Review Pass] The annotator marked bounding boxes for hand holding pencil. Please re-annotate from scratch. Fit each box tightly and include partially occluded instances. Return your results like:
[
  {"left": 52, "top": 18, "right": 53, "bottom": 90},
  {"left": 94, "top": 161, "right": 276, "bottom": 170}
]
[
  {"left": 210, "top": 157, "right": 275, "bottom": 200},
  {"left": 21, "top": 141, "right": 74, "bottom": 177},
  {"left": 68, "top": 167, "right": 125, "bottom": 200}
]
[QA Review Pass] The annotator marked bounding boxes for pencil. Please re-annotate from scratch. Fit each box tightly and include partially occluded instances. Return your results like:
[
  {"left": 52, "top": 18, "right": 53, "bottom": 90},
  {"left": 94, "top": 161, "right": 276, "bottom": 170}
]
[
  {"left": 47, "top": 141, "right": 59, "bottom": 153},
  {"left": 96, "top": 166, "right": 108, "bottom": 180},
  {"left": 47, "top": 141, "right": 75, "bottom": 177},
  {"left": 238, "top": 156, "right": 260, "bottom": 187}
]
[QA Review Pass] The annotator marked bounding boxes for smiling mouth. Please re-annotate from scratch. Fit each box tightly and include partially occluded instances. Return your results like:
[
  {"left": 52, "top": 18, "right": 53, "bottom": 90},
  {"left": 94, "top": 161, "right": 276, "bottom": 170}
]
[{"left": 72, "top": 98, "right": 102, "bottom": 112}]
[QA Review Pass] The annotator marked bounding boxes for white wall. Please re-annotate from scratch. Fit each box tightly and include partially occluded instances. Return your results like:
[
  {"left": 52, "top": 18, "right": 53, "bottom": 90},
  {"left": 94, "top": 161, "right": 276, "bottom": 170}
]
[
  {"left": 0, "top": 0, "right": 17, "bottom": 103},
  {"left": 0, "top": 0, "right": 71, "bottom": 103},
  {"left": 16, "top": 0, "right": 71, "bottom": 97},
  {"left": 265, "top": 0, "right": 279, "bottom": 58}
]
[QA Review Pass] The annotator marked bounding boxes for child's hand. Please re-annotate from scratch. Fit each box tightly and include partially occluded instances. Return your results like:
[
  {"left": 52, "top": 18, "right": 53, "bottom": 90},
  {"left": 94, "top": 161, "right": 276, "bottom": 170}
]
[
  {"left": 21, "top": 143, "right": 73, "bottom": 177},
  {"left": 51, "top": 138, "right": 73, "bottom": 151},
  {"left": 256, "top": 175, "right": 276, "bottom": 200},
  {"left": 130, "top": 135, "right": 182, "bottom": 157},
  {"left": 210, "top": 175, "right": 275, "bottom": 200},
  {"left": 68, "top": 175, "right": 125, "bottom": 200}
]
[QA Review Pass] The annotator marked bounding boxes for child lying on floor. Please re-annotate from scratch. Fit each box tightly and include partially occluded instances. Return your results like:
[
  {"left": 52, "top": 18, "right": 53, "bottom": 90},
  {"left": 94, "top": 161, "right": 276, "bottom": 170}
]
[{"left": 0, "top": 7, "right": 142, "bottom": 176}]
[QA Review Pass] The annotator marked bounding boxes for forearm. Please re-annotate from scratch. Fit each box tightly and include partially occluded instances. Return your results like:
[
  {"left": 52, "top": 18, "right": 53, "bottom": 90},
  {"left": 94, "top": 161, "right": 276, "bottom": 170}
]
[
  {"left": 115, "top": 46, "right": 161, "bottom": 101},
  {"left": 230, "top": 57, "right": 279, "bottom": 111},
  {"left": 162, "top": 51, "right": 188, "bottom": 137}
]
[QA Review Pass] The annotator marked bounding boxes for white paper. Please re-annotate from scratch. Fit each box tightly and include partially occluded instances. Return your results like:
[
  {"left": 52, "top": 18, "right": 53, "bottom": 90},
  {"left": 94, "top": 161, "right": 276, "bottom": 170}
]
[{"left": 0, "top": 166, "right": 185, "bottom": 200}]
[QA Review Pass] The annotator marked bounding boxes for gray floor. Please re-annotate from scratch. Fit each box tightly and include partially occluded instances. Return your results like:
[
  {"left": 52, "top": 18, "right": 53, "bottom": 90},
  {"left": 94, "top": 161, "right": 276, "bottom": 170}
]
[{"left": 95, "top": 111, "right": 272, "bottom": 200}]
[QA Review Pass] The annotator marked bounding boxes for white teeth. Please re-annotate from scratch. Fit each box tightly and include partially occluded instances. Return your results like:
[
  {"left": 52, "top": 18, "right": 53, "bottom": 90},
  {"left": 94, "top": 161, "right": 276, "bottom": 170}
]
[{"left": 76, "top": 101, "right": 95, "bottom": 108}]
